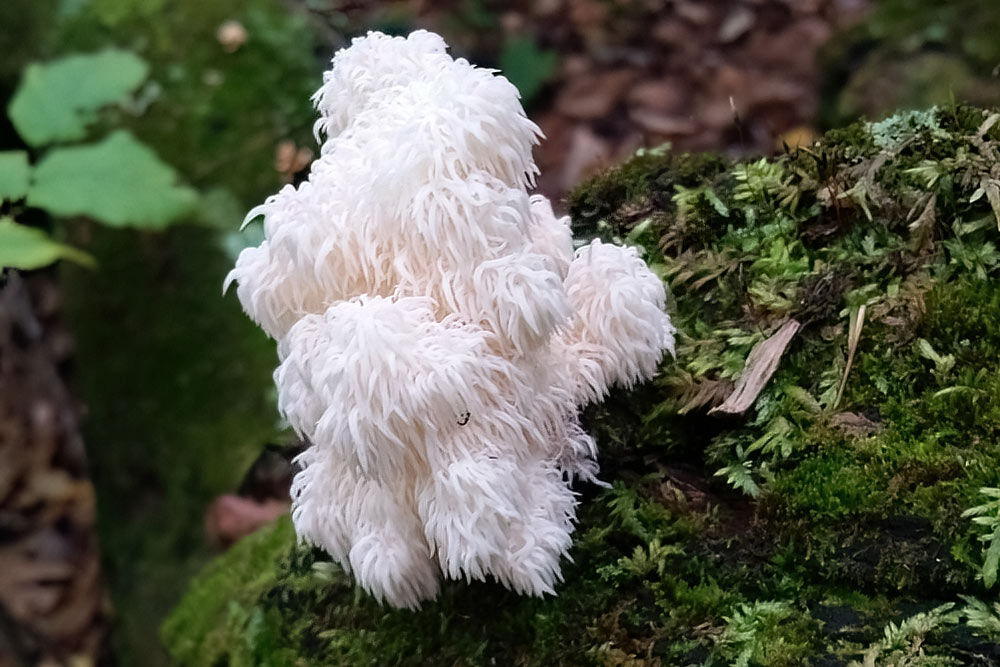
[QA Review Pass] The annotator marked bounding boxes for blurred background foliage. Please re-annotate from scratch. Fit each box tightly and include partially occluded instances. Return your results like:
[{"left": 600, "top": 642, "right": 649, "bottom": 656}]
[
  {"left": 820, "top": 0, "right": 1000, "bottom": 127},
  {"left": 1, "top": 0, "right": 320, "bottom": 662},
  {"left": 0, "top": 0, "right": 999, "bottom": 664}
]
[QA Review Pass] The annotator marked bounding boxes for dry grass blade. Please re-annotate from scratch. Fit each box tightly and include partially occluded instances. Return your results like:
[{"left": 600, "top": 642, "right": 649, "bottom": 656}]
[
  {"left": 834, "top": 304, "right": 866, "bottom": 409},
  {"left": 907, "top": 193, "right": 936, "bottom": 252},
  {"left": 983, "top": 177, "right": 1000, "bottom": 231},
  {"left": 976, "top": 113, "right": 1000, "bottom": 141}
]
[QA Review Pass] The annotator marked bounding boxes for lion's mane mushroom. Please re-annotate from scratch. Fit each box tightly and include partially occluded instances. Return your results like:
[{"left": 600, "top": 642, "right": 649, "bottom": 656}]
[{"left": 225, "top": 30, "right": 675, "bottom": 609}]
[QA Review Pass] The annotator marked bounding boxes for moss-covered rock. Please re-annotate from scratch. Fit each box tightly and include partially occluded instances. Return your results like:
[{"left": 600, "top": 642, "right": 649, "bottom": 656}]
[{"left": 165, "top": 106, "right": 1000, "bottom": 665}]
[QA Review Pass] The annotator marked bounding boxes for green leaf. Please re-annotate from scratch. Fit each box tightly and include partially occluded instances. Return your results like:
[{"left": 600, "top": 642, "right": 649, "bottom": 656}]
[
  {"left": 27, "top": 130, "right": 198, "bottom": 228},
  {"left": 624, "top": 218, "right": 653, "bottom": 245},
  {"left": 715, "top": 462, "right": 761, "bottom": 497},
  {"left": 8, "top": 50, "right": 149, "bottom": 146},
  {"left": 0, "top": 218, "right": 95, "bottom": 270},
  {"left": 705, "top": 188, "right": 730, "bottom": 217},
  {"left": 499, "top": 36, "right": 558, "bottom": 106},
  {"left": 0, "top": 151, "right": 30, "bottom": 201},
  {"left": 92, "top": 0, "right": 167, "bottom": 26},
  {"left": 984, "top": 526, "right": 1000, "bottom": 588}
]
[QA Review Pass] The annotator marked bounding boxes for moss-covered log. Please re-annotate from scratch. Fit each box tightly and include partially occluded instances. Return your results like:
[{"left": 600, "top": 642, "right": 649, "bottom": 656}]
[{"left": 164, "top": 106, "right": 1000, "bottom": 666}]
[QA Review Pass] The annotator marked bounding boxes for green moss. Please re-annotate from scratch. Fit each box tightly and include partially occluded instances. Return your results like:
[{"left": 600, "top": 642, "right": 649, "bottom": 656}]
[
  {"left": 712, "top": 601, "right": 819, "bottom": 667},
  {"left": 568, "top": 149, "right": 728, "bottom": 241},
  {"left": 161, "top": 517, "right": 296, "bottom": 667},
  {"left": 770, "top": 450, "right": 887, "bottom": 522},
  {"left": 166, "top": 107, "right": 1000, "bottom": 664}
]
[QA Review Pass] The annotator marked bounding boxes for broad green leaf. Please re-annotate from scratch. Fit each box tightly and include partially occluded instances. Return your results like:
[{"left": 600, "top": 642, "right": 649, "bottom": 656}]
[
  {"left": 0, "top": 218, "right": 95, "bottom": 270},
  {"left": 0, "top": 151, "right": 30, "bottom": 201},
  {"left": 499, "top": 37, "right": 557, "bottom": 106},
  {"left": 8, "top": 50, "right": 149, "bottom": 146},
  {"left": 985, "top": 526, "right": 1000, "bottom": 589},
  {"left": 27, "top": 130, "right": 198, "bottom": 228},
  {"left": 92, "top": 0, "right": 167, "bottom": 26}
]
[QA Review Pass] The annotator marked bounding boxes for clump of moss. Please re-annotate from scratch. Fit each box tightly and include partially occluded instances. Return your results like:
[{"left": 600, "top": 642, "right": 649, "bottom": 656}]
[
  {"left": 161, "top": 516, "right": 297, "bottom": 667},
  {"left": 165, "top": 106, "right": 1000, "bottom": 665}
]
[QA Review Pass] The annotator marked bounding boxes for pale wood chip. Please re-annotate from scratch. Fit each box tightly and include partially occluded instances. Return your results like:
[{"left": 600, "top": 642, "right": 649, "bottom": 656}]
[{"left": 709, "top": 319, "right": 800, "bottom": 415}]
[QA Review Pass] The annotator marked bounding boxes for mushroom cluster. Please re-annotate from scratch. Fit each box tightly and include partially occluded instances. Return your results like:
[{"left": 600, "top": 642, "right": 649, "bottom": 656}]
[{"left": 226, "top": 30, "right": 675, "bottom": 609}]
